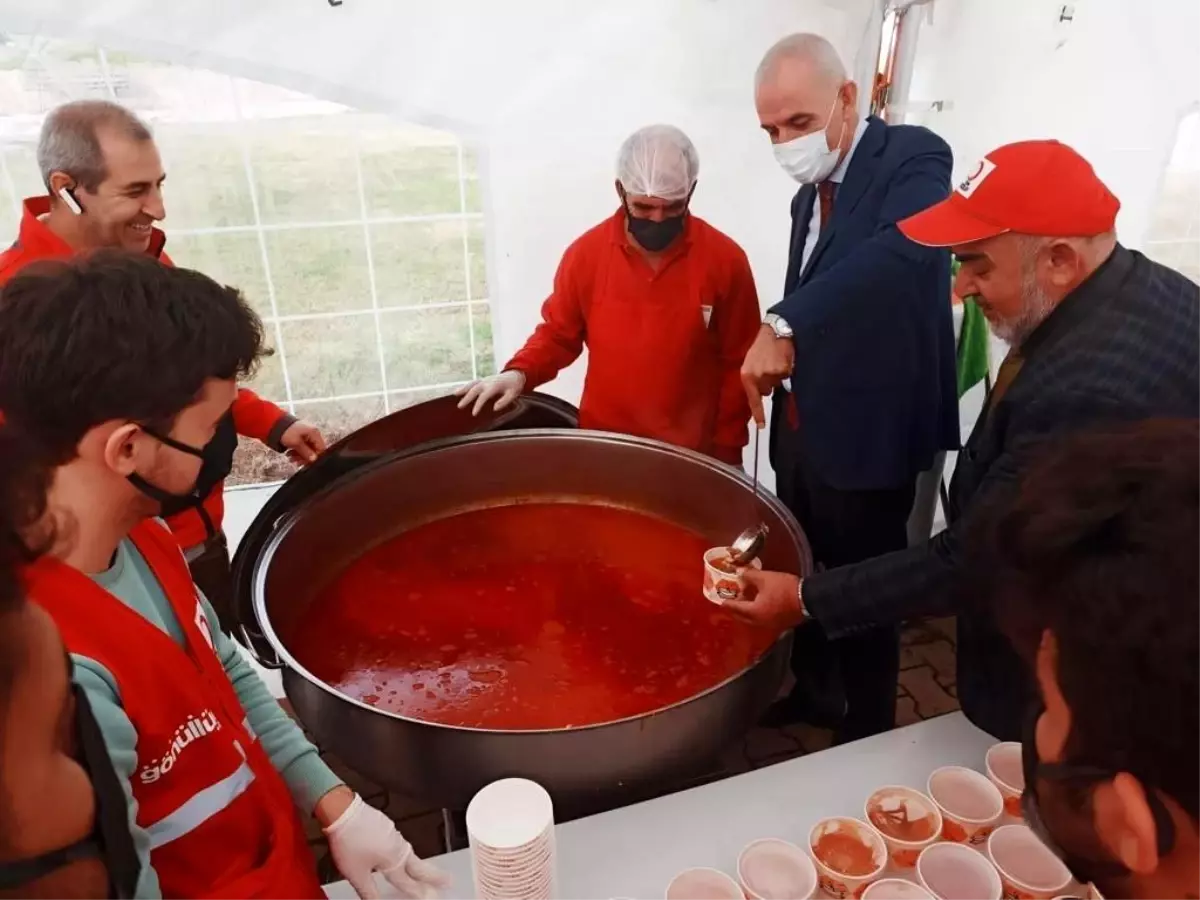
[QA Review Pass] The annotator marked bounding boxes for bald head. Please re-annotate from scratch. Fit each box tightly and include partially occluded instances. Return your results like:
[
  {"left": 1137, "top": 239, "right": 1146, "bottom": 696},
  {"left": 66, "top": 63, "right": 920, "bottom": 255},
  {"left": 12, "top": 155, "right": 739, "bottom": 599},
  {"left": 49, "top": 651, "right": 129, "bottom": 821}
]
[
  {"left": 755, "top": 33, "right": 858, "bottom": 152},
  {"left": 755, "top": 33, "right": 847, "bottom": 92}
]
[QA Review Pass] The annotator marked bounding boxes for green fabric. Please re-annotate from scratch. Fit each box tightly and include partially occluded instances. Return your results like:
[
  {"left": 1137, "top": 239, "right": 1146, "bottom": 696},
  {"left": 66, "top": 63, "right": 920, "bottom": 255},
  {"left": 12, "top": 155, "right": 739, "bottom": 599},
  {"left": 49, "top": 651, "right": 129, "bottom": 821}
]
[
  {"left": 951, "top": 259, "right": 990, "bottom": 398},
  {"left": 957, "top": 297, "right": 991, "bottom": 398},
  {"left": 75, "top": 531, "right": 343, "bottom": 898}
]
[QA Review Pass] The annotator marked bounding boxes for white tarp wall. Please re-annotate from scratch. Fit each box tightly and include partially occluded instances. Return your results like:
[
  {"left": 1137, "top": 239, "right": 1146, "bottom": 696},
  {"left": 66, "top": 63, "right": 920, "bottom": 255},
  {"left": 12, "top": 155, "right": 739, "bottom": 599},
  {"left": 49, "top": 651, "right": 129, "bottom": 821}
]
[{"left": 903, "top": 0, "right": 1200, "bottom": 250}]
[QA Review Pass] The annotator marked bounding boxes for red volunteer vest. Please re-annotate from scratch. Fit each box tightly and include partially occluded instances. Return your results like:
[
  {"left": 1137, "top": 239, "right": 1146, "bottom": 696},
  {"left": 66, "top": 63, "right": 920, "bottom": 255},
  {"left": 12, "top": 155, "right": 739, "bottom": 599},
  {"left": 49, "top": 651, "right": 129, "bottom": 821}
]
[{"left": 27, "top": 520, "right": 324, "bottom": 900}]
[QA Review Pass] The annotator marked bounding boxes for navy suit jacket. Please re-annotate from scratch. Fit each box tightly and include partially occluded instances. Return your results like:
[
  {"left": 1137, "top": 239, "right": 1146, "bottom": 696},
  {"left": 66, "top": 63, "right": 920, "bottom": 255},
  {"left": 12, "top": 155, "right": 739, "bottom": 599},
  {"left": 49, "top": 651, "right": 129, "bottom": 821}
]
[{"left": 769, "top": 117, "right": 959, "bottom": 491}]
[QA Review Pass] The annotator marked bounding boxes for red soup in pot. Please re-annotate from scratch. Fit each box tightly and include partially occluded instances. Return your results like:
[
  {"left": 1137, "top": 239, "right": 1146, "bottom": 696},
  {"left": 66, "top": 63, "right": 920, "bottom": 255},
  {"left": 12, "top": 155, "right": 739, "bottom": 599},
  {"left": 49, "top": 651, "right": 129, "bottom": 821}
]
[{"left": 287, "top": 502, "right": 778, "bottom": 729}]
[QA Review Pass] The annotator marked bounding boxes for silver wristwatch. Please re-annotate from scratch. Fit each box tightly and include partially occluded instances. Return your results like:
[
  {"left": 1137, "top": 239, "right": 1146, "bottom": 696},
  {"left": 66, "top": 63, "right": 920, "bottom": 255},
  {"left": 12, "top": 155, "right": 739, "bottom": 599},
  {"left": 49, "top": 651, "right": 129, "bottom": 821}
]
[
  {"left": 797, "top": 578, "right": 811, "bottom": 623},
  {"left": 763, "top": 312, "right": 794, "bottom": 340}
]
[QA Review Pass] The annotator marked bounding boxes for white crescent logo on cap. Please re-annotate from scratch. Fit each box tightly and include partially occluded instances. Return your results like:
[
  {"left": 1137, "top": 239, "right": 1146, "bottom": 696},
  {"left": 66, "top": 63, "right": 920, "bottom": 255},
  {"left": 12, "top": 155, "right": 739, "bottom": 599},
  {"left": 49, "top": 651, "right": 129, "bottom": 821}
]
[{"left": 956, "top": 157, "right": 997, "bottom": 198}]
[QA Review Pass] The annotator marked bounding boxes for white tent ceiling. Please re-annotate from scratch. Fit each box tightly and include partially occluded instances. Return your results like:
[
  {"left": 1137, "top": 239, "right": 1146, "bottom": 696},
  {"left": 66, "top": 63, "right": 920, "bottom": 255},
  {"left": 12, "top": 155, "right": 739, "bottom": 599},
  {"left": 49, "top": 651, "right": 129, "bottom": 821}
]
[{"left": 2, "top": 0, "right": 875, "bottom": 139}]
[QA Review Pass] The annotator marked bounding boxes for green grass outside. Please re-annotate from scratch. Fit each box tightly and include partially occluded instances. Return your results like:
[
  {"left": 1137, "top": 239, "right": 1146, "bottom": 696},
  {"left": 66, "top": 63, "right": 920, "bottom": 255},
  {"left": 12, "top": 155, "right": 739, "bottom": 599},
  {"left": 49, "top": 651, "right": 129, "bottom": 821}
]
[{"left": 0, "top": 115, "right": 493, "bottom": 486}]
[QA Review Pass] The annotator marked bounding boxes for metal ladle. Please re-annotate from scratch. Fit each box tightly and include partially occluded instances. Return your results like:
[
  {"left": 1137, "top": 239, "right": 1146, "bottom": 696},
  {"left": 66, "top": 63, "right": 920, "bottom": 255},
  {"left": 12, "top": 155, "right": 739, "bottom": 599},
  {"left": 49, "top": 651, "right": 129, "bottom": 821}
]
[{"left": 729, "top": 426, "right": 768, "bottom": 566}]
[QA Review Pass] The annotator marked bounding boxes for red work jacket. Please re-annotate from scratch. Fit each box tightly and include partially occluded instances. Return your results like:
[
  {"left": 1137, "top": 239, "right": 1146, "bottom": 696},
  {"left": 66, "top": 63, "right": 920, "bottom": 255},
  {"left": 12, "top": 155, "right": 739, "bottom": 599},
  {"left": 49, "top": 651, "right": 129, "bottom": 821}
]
[{"left": 505, "top": 210, "right": 761, "bottom": 463}]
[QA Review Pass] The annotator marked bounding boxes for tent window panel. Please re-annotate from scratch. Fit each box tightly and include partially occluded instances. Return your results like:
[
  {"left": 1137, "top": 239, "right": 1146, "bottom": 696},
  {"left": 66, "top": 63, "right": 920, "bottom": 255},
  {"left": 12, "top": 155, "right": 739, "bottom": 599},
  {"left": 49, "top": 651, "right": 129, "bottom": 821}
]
[
  {"left": 0, "top": 34, "right": 494, "bottom": 488},
  {"left": 265, "top": 226, "right": 372, "bottom": 317},
  {"left": 168, "top": 231, "right": 272, "bottom": 319},
  {"left": 247, "top": 122, "right": 362, "bottom": 225},
  {"left": 361, "top": 140, "right": 462, "bottom": 218},
  {"left": 157, "top": 128, "right": 258, "bottom": 230},
  {"left": 278, "top": 316, "right": 385, "bottom": 402},
  {"left": 370, "top": 219, "right": 469, "bottom": 307}
]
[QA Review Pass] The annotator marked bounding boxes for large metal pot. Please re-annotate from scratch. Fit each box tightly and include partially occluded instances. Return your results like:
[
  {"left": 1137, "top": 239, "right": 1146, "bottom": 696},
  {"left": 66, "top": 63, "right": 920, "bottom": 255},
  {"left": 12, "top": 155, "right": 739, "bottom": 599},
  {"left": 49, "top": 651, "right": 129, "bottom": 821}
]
[
  {"left": 248, "top": 429, "right": 811, "bottom": 811},
  {"left": 231, "top": 392, "right": 580, "bottom": 663}
]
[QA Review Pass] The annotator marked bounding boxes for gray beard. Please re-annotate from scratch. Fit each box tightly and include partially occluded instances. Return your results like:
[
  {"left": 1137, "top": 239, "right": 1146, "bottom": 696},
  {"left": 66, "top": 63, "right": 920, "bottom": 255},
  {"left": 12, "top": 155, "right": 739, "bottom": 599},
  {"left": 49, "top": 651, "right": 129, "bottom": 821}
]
[{"left": 991, "top": 271, "right": 1056, "bottom": 349}]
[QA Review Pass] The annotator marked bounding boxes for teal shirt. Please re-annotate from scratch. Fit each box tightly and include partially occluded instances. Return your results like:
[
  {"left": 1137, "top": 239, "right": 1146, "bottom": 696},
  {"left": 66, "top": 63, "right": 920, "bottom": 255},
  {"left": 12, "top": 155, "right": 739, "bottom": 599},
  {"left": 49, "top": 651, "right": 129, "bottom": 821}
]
[{"left": 76, "top": 535, "right": 343, "bottom": 899}]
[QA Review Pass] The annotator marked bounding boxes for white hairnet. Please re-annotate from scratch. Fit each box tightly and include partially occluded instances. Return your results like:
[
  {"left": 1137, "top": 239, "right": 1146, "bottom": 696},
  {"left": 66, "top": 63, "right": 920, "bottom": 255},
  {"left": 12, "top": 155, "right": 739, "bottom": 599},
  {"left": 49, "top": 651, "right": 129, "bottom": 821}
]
[{"left": 616, "top": 124, "right": 699, "bottom": 201}]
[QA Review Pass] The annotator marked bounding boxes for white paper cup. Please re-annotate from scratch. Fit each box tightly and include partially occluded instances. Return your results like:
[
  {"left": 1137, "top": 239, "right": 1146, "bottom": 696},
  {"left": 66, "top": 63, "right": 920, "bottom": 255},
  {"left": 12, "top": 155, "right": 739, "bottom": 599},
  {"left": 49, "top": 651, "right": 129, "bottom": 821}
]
[
  {"left": 738, "top": 837, "right": 818, "bottom": 900},
  {"left": 916, "top": 842, "right": 1002, "bottom": 900},
  {"left": 477, "top": 876, "right": 553, "bottom": 900},
  {"left": 808, "top": 816, "right": 887, "bottom": 899},
  {"left": 927, "top": 766, "right": 1004, "bottom": 845},
  {"left": 861, "top": 879, "right": 936, "bottom": 899},
  {"left": 987, "top": 824, "right": 1073, "bottom": 900},
  {"left": 985, "top": 742, "right": 1026, "bottom": 818},
  {"left": 475, "top": 860, "right": 555, "bottom": 891},
  {"left": 467, "top": 778, "right": 554, "bottom": 847},
  {"left": 702, "top": 547, "right": 761, "bottom": 604},
  {"left": 665, "top": 867, "right": 744, "bottom": 900},
  {"left": 468, "top": 778, "right": 557, "bottom": 900},
  {"left": 864, "top": 785, "right": 943, "bottom": 869},
  {"left": 475, "top": 847, "right": 555, "bottom": 882}
]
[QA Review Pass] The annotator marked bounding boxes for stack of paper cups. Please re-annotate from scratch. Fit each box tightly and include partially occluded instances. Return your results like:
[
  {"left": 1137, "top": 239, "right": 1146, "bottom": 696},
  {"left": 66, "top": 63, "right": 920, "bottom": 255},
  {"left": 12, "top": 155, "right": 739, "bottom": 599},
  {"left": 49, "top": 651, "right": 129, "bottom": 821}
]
[{"left": 467, "top": 778, "right": 558, "bottom": 900}]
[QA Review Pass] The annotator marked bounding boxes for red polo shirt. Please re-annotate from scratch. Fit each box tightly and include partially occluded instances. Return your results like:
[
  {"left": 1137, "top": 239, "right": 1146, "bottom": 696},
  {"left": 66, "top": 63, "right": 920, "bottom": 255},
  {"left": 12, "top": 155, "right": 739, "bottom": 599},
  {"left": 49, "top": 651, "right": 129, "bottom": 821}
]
[
  {"left": 0, "top": 197, "right": 292, "bottom": 549},
  {"left": 506, "top": 210, "right": 761, "bottom": 462}
]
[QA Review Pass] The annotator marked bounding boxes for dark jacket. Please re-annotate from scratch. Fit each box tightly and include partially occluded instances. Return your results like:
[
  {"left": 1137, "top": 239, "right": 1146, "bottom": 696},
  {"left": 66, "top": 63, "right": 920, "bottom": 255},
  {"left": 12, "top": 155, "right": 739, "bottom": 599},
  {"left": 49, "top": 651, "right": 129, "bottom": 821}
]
[
  {"left": 802, "top": 245, "right": 1200, "bottom": 739},
  {"left": 770, "top": 117, "right": 960, "bottom": 491}
]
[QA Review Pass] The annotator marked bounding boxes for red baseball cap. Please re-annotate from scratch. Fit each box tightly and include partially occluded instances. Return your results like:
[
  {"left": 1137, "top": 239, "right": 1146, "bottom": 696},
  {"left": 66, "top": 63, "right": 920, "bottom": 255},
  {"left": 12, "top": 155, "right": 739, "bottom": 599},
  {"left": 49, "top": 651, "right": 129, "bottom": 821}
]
[{"left": 899, "top": 140, "right": 1120, "bottom": 247}]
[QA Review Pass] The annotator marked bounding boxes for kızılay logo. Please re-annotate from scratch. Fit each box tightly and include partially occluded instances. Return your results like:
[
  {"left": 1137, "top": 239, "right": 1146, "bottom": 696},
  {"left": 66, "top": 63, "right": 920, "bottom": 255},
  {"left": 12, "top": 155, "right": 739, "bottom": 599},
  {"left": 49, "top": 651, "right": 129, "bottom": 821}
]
[
  {"left": 956, "top": 157, "right": 997, "bottom": 198},
  {"left": 138, "top": 709, "right": 221, "bottom": 784}
]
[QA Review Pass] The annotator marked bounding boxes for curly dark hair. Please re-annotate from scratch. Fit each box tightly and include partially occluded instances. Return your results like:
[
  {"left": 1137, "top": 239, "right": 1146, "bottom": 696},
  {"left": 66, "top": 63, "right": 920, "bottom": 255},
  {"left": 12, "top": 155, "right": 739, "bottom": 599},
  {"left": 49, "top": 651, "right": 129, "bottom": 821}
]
[
  {"left": 0, "top": 250, "right": 267, "bottom": 465},
  {"left": 966, "top": 418, "right": 1199, "bottom": 819}
]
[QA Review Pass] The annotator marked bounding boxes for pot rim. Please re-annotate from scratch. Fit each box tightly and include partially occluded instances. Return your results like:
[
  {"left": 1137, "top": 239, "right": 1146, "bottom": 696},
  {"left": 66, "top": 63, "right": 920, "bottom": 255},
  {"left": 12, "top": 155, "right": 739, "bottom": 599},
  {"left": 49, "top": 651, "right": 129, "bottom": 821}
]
[{"left": 252, "top": 427, "right": 810, "bottom": 736}]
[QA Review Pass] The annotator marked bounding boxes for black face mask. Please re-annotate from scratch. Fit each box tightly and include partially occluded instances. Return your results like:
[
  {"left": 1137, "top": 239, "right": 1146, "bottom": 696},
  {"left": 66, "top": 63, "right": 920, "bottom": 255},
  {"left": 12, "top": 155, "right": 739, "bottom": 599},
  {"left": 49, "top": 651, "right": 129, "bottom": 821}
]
[
  {"left": 127, "top": 412, "right": 237, "bottom": 523},
  {"left": 0, "top": 672, "right": 140, "bottom": 897},
  {"left": 1020, "top": 705, "right": 1176, "bottom": 892},
  {"left": 625, "top": 206, "right": 686, "bottom": 253}
]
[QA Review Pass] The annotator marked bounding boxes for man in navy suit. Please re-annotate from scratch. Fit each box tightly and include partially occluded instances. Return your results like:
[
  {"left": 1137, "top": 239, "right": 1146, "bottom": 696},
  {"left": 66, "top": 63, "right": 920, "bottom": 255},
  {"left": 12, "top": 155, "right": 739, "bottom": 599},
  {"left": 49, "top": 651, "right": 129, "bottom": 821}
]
[{"left": 741, "top": 34, "right": 959, "bottom": 742}]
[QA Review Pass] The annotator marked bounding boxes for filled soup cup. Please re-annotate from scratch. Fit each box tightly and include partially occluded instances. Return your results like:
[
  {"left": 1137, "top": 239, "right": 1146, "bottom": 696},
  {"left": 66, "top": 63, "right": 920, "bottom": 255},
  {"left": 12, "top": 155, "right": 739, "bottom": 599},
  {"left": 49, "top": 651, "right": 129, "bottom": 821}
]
[
  {"left": 807, "top": 817, "right": 887, "bottom": 899},
  {"left": 863, "top": 784, "right": 943, "bottom": 868},
  {"left": 702, "top": 547, "right": 761, "bottom": 605}
]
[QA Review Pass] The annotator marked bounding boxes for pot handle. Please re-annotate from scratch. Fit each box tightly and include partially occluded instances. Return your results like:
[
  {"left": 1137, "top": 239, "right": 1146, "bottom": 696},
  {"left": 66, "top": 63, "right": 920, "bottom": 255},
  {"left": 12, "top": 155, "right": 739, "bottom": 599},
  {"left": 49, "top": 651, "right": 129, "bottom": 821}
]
[
  {"left": 237, "top": 621, "right": 283, "bottom": 668},
  {"left": 229, "top": 506, "right": 291, "bottom": 668}
]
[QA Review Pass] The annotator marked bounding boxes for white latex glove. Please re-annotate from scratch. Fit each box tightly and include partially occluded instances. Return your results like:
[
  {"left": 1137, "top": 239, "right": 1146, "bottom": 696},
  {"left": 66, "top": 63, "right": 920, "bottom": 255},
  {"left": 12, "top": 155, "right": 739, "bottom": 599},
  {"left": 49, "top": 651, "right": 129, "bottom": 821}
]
[
  {"left": 324, "top": 795, "right": 450, "bottom": 900},
  {"left": 455, "top": 369, "right": 526, "bottom": 416}
]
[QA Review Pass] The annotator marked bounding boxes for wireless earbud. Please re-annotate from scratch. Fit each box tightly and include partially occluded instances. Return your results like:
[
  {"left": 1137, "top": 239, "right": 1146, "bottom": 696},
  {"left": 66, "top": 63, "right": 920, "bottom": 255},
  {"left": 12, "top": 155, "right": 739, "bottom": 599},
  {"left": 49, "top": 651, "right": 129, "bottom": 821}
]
[{"left": 57, "top": 185, "right": 83, "bottom": 215}]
